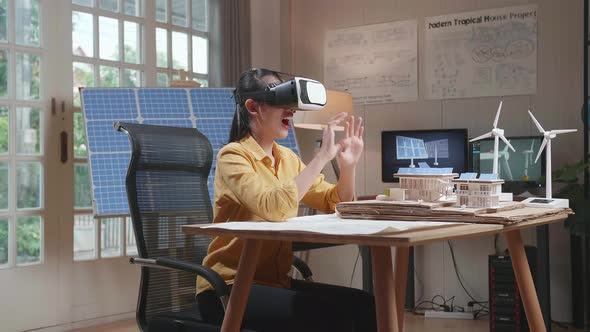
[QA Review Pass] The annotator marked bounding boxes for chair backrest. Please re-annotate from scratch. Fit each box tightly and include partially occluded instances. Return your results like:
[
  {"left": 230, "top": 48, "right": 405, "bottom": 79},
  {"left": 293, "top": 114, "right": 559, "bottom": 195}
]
[{"left": 117, "top": 122, "right": 213, "bottom": 330}]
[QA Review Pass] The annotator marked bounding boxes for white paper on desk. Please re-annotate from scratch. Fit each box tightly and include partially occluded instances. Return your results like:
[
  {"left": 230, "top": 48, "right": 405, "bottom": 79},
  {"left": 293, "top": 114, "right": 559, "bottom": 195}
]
[{"left": 201, "top": 214, "right": 457, "bottom": 235}]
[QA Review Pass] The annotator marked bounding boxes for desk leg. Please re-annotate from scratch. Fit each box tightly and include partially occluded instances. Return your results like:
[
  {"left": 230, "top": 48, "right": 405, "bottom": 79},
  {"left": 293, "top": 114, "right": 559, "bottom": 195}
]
[
  {"left": 221, "top": 239, "right": 262, "bottom": 332},
  {"left": 371, "top": 246, "right": 398, "bottom": 332},
  {"left": 537, "top": 224, "right": 552, "bottom": 332},
  {"left": 394, "top": 247, "right": 409, "bottom": 332},
  {"left": 506, "top": 230, "right": 547, "bottom": 332}
]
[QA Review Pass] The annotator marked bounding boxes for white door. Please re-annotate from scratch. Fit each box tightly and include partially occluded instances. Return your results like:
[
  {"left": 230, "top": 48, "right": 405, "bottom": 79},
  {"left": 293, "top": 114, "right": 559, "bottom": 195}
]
[
  {"left": 0, "top": 0, "right": 210, "bottom": 330},
  {"left": 0, "top": 0, "right": 63, "bottom": 330}
]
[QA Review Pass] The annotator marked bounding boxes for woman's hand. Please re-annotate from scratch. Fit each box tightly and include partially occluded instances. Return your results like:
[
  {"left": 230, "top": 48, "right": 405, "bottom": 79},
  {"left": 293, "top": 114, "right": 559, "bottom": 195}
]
[
  {"left": 337, "top": 116, "right": 364, "bottom": 170},
  {"left": 292, "top": 112, "right": 347, "bottom": 201},
  {"left": 316, "top": 112, "right": 348, "bottom": 164}
]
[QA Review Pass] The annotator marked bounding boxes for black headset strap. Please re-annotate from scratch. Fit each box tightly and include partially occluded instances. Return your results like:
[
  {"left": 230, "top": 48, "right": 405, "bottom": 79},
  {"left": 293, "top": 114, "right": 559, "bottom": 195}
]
[{"left": 234, "top": 90, "right": 276, "bottom": 105}]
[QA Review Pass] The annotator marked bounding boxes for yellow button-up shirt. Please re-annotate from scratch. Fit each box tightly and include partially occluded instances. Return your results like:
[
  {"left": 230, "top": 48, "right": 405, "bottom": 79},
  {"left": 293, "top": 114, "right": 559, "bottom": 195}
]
[{"left": 197, "top": 134, "right": 342, "bottom": 294}]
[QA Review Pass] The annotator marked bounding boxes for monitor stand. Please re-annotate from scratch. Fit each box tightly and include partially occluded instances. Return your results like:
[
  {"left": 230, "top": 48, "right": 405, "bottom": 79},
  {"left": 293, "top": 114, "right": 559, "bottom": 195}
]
[{"left": 521, "top": 197, "right": 569, "bottom": 208}]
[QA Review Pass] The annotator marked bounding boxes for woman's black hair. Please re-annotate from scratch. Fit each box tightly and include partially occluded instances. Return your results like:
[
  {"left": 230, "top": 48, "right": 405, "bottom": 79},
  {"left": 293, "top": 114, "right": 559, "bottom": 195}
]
[{"left": 229, "top": 68, "right": 282, "bottom": 143}]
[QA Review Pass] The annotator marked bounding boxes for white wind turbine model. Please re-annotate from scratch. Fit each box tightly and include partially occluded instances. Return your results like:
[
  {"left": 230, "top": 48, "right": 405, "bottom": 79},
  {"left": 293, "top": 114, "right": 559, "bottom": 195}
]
[
  {"left": 522, "top": 110, "right": 578, "bottom": 208},
  {"left": 470, "top": 101, "right": 516, "bottom": 176}
]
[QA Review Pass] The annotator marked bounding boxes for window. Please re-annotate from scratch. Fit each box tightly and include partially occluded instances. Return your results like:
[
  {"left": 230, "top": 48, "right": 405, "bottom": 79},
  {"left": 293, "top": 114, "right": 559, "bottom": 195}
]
[
  {"left": 71, "top": 0, "right": 148, "bottom": 261},
  {"left": 70, "top": 0, "right": 208, "bottom": 261},
  {"left": 156, "top": 0, "right": 209, "bottom": 87},
  {"left": 0, "top": 0, "right": 44, "bottom": 268},
  {"left": 72, "top": 5, "right": 145, "bottom": 106}
]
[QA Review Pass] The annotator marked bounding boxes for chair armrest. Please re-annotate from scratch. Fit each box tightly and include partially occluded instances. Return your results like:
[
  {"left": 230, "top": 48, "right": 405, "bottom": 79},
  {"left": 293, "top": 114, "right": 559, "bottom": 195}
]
[
  {"left": 130, "top": 257, "right": 230, "bottom": 310},
  {"left": 292, "top": 255, "right": 313, "bottom": 282}
]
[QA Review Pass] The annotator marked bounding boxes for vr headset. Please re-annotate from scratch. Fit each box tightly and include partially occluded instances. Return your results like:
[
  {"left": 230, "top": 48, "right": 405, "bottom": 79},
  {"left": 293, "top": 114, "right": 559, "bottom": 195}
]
[{"left": 235, "top": 77, "right": 327, "bottom": 111}]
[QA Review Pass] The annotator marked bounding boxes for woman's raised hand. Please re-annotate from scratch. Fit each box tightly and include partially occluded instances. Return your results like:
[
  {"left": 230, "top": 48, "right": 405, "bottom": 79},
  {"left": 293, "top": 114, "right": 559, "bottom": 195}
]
[
  {"left": 317, "top": 112, "right": 348, "bottom": 164},
  {"left": 337, "top": 116, "right": 364, "bottom": 170}
]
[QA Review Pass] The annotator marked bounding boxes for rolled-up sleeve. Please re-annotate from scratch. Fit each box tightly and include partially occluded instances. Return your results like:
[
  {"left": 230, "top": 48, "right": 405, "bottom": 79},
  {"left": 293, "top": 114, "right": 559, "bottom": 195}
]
[
  {"left": 218, "top": 148, "right": 299, "bottom": 221},
  {"left": 297, "top": 158, "right": 342, "bottom": 213},
  {"left": 301, "top": 174, "right": 341, "bottom": 213}
]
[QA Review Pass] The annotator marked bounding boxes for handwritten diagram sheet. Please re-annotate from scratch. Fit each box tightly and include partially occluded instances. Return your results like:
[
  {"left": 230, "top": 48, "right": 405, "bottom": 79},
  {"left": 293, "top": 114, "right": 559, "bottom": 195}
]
[
  {"left": 324, "top": 20, "right": 418, "bottom": 105},
  {"left": 425, "top": 5, "right": 537, "bottom": 99}
]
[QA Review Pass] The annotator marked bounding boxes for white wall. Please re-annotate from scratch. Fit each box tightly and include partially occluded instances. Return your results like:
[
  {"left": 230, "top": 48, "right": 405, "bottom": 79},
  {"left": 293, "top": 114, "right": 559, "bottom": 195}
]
[
  {"left": 251, "top": 0, "right": 581, "bottom": 323},
  {"left": 250, "top": 0, "right": 282, "bottom": 70}
]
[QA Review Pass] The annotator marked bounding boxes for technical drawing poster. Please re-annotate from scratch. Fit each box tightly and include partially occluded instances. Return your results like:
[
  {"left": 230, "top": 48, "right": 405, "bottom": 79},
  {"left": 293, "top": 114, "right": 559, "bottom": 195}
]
[
  {"left": 324, "top": 20, "right": 418, "bottom": 105},
  {"left": 425, "top": 5, "right": 537, "bottom": 99}
]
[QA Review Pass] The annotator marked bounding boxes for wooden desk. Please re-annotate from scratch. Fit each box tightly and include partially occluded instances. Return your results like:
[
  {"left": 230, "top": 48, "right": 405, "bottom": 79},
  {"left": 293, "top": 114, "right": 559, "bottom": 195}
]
[{"left": 183, "top": 213, "right": 569, "bottom": 332}]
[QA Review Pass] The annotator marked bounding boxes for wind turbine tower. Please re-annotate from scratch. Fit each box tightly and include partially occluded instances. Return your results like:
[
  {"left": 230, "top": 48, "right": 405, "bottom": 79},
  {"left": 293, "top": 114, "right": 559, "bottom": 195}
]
[{"left": 528, "top": 110, "right": 577, "bottom": 200}]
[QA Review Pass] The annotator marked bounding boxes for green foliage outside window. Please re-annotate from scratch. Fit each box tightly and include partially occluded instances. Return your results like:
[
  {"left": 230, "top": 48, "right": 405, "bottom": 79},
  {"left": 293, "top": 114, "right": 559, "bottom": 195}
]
[
  {"left": 0, "top": 107, "right": 7, "bottom": 153},
  {"left": 17, "top": 163, "right": 41, "bottom": 209},
  {"left": 74, "top": 112, "right": 87, "bottom": 158},
  {"left": 75, "top": 164, "right": 92, "bottom": 208},
  {"left": 0, "top": 163, "right": 7, "bottom": 210},
  {"left": 16, "top": 216, "right": 40, "bottom": 264},
  {"left": 0, "top": 219, "right": 7, "bottom": 264},
  {"left": 0, "top": 50, "right": 7, "bottom": 98}
]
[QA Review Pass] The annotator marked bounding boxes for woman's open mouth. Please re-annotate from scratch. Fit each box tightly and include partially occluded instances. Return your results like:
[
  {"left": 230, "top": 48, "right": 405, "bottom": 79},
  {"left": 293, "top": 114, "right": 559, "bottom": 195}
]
[{"left": 281, "top": 118, "right": 291, "bottom": 129}]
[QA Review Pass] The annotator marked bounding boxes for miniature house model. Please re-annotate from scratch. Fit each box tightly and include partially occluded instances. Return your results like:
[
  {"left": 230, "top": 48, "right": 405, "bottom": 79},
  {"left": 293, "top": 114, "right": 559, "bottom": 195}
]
[
  {"left": 394, "top": 167, "right": 458, "bottom": 202},
  {"left": 452, "top": 173, "right": 505, "bottom": 208}
]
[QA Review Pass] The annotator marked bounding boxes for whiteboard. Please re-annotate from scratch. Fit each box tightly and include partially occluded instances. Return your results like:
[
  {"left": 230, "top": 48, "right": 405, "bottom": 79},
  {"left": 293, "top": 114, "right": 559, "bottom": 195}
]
[
  {"left": 425, "top": 5, "right": 537, "bottom": 100},
  {"left": 324, "top": 20, "right": 418, "bottom": 105}
]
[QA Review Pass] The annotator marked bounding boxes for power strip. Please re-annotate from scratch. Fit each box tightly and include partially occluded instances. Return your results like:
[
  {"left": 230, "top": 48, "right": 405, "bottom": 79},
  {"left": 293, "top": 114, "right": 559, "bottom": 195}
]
[{"left": 424, "top": 310, "right": 474, "bottom": 320}]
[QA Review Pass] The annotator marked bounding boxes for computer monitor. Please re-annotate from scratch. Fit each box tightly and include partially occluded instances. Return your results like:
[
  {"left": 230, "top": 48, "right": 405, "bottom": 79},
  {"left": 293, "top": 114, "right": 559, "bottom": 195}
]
[
  {"left": 470, "top": 136, "right": 546, "bottom": 194},
  {"left": 381, "top": 129, "right": 468, "bottom": 182}
]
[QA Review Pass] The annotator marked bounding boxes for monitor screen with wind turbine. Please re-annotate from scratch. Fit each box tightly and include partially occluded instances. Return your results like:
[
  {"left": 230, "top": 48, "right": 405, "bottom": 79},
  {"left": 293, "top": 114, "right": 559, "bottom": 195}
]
[
  {"left": 470, "top": 136, "right": 546, "bottom": 194},
  {"left": 469, "top": 101, "right": 547, "bottom": 195}
]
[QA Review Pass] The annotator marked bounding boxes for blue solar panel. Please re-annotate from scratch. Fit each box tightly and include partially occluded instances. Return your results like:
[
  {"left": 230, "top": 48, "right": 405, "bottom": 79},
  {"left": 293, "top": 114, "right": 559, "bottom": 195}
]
[
  {"left": 397, "top": 167, "right": 412, "bottom": 174},
  {"left": 81, "top": 88, "right": 301, "bottom": 216},
  {"left": 138, "top": 89, "right": 191, "bottom": 119},
  {"left": 190, "top": 89, "right": 235, "bottom": 118},
  {"left": 86, "top": 120, "right": 138, "bottom": 153},
  {"left": 82, "top": 89, "right": 138, "bottom": 120},
  {"left": 143, "top": 119, "right": 194, "bottom": 127},
  {"left": 89, "top": 153, "right": 131, "bottom": 215},
  {"left": 397, "top": 167, "right": 454, "bottom": 175},
  {"left": 479, "top": 173, "right": 498, "bottom": 180}
]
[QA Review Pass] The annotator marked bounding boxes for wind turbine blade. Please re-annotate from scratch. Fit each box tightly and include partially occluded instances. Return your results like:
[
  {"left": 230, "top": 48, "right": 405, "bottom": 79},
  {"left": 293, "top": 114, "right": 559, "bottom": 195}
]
[
  {"left": 528, "top": 110, "right": 545, "bottom": 133},
  {"left": 535, "top": 138, "right": 547, "bottom": 163},
  {"left": 499, "top": 135, "right": 516, "bottom": 152},
  {"left": 469, "top": 131, "right": 493, "bottom": 142},
  {"left": 551, "top": 129, "right": 578, "bottom": 135},
  {"left": 530, "top": 139, "right": 535, "bottom": 150},
  {"left": 493, "top": 101, "right": 503, "bottom": 128}
]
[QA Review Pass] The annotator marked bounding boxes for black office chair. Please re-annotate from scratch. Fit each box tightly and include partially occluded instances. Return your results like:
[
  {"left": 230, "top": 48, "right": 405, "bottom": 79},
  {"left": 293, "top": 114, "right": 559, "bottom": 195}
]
[{"left": 117, "top": 122, "right": 312, "bottom": 332}]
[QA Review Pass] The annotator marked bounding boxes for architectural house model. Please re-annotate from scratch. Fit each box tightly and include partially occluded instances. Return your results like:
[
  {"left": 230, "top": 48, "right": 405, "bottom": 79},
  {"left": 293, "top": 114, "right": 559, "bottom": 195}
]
[
  {"left": 394, "top": 167, "right": 458, "bottom": 202},
  {"left": 452, "top": 173, "right": 505, "bottom": 208}
]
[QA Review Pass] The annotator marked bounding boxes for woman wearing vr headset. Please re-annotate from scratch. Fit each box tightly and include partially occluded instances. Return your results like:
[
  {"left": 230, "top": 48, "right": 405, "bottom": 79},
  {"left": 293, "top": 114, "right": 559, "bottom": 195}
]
[{"left": 195, "top": 68, "right": 376, "bottom": 331}]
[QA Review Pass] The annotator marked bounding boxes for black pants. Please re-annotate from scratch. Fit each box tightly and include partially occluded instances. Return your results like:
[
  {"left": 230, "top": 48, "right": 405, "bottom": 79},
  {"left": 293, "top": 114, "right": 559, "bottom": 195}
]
[{"left": 196, "top": 279, "right": 377, "bottom": 332}]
